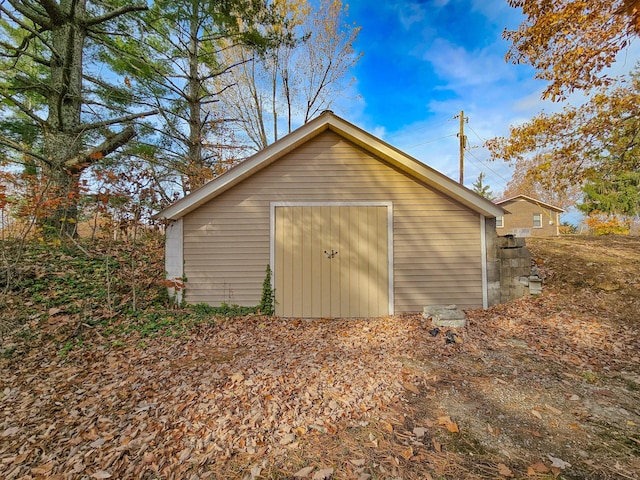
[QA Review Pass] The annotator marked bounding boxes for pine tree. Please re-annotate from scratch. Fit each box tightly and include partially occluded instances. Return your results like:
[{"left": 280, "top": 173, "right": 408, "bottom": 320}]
[{"left": 472, "top": 172, "right": 494, "bottom": 200}]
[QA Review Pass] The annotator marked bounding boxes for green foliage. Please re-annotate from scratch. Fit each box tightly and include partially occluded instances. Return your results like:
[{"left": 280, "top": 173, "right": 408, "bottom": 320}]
[
  {"left": 59, "top": 339, "right": 82, "bottom": 358},
  {"left": 1, "top": 346, "right": 17, "bottom": 359},
  {"left": 108, "top": 302, "right": 261, "bottom": 339},
  {"left": 0, "top": 1, "right": 152, "bottom": 235},
  {"left": 189, "top": 302, "right": 219, "bottom": 316},
  {"left": 120, "top": 310, "right": 203, "bottom": 338},
  {"left": 1, "top": 233, "right": 168, "bottom": 328},
  {"left": 0, "top": 234, "right": 273, "bottom": 356},
  {"left": 579, "top": 171, "right": 640, "bottom": 217},
  {"left": 471, "top": 172, "right": 494, "bottom": 200},
  {"left": 487, "top": 65, "right": 640, "bottom": 204},
  {"left": 559, "top": 221, "right": 577, "bottom": 234},
  {"left": 213, "top": 302, "right": 258, "bottom": 317},
  {"left": 582, "top": 371, "right": 601, "bottom": 384},
  {"left": 258, "top": 265, "right": 276, "bottom": 316}
]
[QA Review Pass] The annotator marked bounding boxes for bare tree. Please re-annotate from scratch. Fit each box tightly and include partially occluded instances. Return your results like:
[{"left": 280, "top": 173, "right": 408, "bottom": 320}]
[{"left": 218, "top": 0, "right": 361, "bottom": 150}]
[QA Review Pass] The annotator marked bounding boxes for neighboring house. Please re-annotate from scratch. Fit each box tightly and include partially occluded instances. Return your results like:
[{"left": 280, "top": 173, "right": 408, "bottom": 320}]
[
  {"left": 155, "top": 111, "right": 505, "bottom": 318},
  {"left": 495, "top": 195, "right": 564, "bottom": 237}
]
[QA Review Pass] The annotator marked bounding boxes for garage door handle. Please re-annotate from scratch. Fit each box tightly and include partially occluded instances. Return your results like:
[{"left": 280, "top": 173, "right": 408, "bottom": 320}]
[{"left": 323, "top": 249, "right": 338, "bottom": 259}]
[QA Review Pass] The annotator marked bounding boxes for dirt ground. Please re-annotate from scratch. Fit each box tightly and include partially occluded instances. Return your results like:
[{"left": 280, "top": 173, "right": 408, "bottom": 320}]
[{"left": 0, "top": 235, "right": 639, "bottom": 479}]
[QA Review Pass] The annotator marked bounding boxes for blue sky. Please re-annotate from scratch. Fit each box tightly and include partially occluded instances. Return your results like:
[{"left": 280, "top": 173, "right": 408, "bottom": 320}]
[{"left": 331, "top": 0, "right": 638, "bottom": 205}]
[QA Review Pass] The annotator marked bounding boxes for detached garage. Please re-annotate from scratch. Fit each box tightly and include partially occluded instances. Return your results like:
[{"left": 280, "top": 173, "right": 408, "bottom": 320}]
[{"left": 156, "top": 111, "right": 504, "bottom": 317}]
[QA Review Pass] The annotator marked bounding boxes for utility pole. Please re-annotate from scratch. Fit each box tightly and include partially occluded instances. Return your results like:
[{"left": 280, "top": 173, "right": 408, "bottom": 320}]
[{"left": 454, "top": 110, "right": 468, "bottom": 185}]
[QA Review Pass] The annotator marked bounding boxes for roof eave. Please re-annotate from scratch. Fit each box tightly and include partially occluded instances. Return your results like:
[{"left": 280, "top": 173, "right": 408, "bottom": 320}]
[
  {"left": 155, "top": 112, "right": 505, "bottom": 221},
  {"left": 496, "top": 194, "right": 565, "bottom": 213},
  {"left": 324, "top": 120, "right": 505, "bottom": 218},
  {"left": 154, "top": 118, "right": 333, "bottom": 220}
]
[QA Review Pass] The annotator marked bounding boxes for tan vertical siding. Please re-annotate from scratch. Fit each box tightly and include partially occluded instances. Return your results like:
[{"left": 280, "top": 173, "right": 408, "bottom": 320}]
[{"left": 182, "top": 130, "right": 483, "bottom": 312}]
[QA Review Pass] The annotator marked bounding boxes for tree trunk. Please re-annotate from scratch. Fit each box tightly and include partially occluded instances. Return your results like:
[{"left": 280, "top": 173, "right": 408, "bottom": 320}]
[
  {"left": 185, "top": 1, "right": 206, "bottom": 192},
  {"left": 42, "top": 0, "right": 86, "bottom": 237}
]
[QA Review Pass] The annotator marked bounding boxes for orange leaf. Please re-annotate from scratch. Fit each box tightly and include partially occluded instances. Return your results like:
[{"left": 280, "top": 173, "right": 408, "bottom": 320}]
[
  {"left": 497, "top": 463, "right": 513, "bottom": 477},
  {"left": 438, "top": 416, "right": 460, "bottom": 433},
  {"left": 400, "top": 446, "right": 413, "bottom": 460},
  {"left": 528, "top": 461, "right": 550, "bottom": 473},
  {"left": 431, "top": 437, "right": 441, "bottom": 452},
  {"left": 403, "top": 382, "right": 420, "bottom": 394}
]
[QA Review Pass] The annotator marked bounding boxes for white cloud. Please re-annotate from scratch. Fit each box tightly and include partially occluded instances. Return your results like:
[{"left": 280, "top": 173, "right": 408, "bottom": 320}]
[
  {"left": 424, "top": 38, "right": 518, "bottom": 92},
  {"left": 371, "top": 125, "right": 388, "bottom": 138},
  {"left": 390, "top": 2, "right": 426, "bottom": 31},
  {"left": 469, "top": 0, "right": 521, "bottom": 29}
]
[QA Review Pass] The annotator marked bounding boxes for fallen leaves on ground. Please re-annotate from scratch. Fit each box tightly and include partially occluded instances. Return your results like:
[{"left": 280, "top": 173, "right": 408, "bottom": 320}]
[
  {"left": 0, "top": 236, "right": 639, "bottom": 479},
  {"left": 0, "top": 315, "right": 428, "bottom": 479}
]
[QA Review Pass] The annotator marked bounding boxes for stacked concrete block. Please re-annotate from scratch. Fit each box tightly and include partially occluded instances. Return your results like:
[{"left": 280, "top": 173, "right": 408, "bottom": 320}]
[
  {"left": 497, "top": 235, "right": 541, "bottom": 302},
  {"left": 423, "top": 304, "right": 467, "bottom": 327}
]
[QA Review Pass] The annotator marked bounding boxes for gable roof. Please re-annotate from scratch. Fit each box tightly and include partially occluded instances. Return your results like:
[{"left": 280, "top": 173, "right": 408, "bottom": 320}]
[
  {"left": 495, "top": 195, "right": 565, "bottom": 213},
  {"left": 155, "top": 111, "right": 505, "bottom": 220}
]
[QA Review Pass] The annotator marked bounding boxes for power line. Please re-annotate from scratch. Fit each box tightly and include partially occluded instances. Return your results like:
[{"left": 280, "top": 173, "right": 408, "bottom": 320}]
[
  {"left": 467, "top": 124, "right": 487, "bottom": 144},
  {"left": 385, "top": 114, "right": 458, "bottom": 142},
  {"left": 403, "top": 133, "right": 457, "bottom": 150},
  {"left": 464, "top": 146, "right": 512, "bottom": 186},
  {"left": 386, "top": 123, "right": 434, "bottom": 140}
]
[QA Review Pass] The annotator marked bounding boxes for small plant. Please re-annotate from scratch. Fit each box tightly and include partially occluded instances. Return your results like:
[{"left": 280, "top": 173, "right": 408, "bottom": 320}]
[
  {"left": 582, "top": 371, "right": 600, "bottom": 384},
  {"left": 190, "top": 302, "right": 218, "bottom": 315},
  {"left": 1, "top": 346, "right": 17, "bottom": 359},
  {"left": 258, "top": 265, "right": 276, "bottom": 316},
  {"left": 559, "top": 221, "right": 577, "bottom": 234},
  {"left": 59, "top": 339, "right": 82, "bottom": 357}
]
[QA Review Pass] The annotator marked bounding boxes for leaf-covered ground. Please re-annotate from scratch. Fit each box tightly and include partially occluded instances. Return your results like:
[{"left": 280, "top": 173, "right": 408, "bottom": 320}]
[{"left": 1, "top": 235, "right": 639, "bottom": 479}]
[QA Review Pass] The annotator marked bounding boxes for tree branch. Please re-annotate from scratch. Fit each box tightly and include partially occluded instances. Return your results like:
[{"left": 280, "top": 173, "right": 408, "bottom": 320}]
[
  {"left": 64, "top": 125, "right": 137, "bottom": 172},
  {"left": 84, "top": 4, "right": 148, "bottom": 27},
  {"left": 38, "top": 0, "right": 67, "bottom": 25},
  {"left": 0, "top": 135, "right": 50, "bottom": 165},
  {"left": 0, "top": 5, "right": 57, "bottom": 52},
  {"left": 0, "top": 93, "right": 47, "bottom": 125},
  {"left": 72, "top": 110, "right": 158, "bottom": 134},
  {"left": 0, "top": 39, "right": 50, "bottom": 66},
  {"left": 6, "top": 0, "right": 52, "bottom": 28}
]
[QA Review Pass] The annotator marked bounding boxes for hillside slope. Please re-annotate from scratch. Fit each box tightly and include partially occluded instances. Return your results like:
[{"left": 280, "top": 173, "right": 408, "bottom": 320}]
[
  {"left": 0, "top": 235, "right": 638, "bottom": 479},
  {"left": 526, "top": 235, "right": 640, "bottom": 325}
]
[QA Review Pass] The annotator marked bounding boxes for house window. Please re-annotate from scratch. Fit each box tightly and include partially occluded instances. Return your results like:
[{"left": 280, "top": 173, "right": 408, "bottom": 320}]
[
  {"left": 533, "top": 213, "right": 542, "bottom": 228},
  {"left": 496, "top": 216, "right": 503, "bottom": 228}
]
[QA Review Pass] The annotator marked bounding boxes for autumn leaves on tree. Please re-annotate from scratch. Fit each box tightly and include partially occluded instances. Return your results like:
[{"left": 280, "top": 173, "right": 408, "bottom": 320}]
[{"left": 490, "top": 0, "right": 640, "bottom": 230}]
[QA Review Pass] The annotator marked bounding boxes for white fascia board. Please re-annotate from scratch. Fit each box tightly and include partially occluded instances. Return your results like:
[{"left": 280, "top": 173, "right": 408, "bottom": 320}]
[
  {"left": 327, "top": 119, "right": 505, "bottom": 218},
  {"left": 496, "top": 195, "right": 565, "bottom": 212}
]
